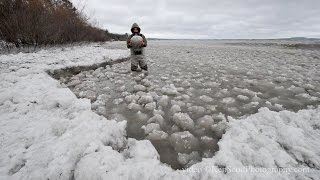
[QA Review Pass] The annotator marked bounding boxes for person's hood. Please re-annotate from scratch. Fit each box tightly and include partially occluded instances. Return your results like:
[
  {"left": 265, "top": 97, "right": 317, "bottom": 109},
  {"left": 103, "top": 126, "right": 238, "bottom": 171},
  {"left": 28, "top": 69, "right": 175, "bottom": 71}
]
[{"left": 131, "top": 23, "right": 141, "bottom": 33}]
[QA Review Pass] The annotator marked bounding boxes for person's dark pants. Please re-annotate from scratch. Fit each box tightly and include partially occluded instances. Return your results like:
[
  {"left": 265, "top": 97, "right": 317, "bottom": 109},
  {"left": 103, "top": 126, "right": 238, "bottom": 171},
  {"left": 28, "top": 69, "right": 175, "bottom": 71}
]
[{"left": 131, "top": 50, "right": 147, "bottom": 71}]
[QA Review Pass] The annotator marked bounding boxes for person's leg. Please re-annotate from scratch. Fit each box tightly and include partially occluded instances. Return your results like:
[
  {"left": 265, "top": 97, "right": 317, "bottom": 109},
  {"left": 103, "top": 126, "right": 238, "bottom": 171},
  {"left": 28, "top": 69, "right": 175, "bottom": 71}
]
[
  {"left": 139, "top": 55, "right": 148, "bottom": 71},
  {"left": 131, "top": 55, "right": 139, "bottom": 71}
]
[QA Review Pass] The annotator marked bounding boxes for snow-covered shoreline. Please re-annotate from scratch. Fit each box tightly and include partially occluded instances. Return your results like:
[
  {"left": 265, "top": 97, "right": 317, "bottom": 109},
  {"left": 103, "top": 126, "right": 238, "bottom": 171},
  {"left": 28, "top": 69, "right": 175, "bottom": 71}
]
[{"left": 0, "top": 43, "right": 319, "bottom": 179}]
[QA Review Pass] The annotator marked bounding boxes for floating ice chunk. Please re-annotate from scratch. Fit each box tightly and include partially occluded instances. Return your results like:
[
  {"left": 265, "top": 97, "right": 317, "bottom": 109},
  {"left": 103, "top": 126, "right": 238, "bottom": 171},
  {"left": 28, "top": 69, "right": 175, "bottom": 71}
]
[
  {"left": 133, "top": 84, "right": 146, "bottom": 92},
  {"left": 176, "top": 87, "right": 184, "bottom": 92},
  {"left": 243, "top": 101, "right": 259, "bottom": 111},
  {"left": 186, "top": 103, "right": 192, "bottom": 108},
  {"left": 124, "top": 94, "right": 139, "bottom": 103},
  {"left": 211, "top": 119, "right": 227, "bottom": 138},
  {"left": 187, "top": 106, "right": 206, "bottom": 115},
  {"left": 121, "top": 92, "right": 130, "bottom": 97},
  {"left": 252, "top": 95, "right": 261, "bottom": 102},
  {"left": 206, "top": 105, "right": 217, "bottom": 112},
  {"left": 303, "top": 84, "right": 315, "bottom": 90},
  {"left": 172, "top": 113, "right": 195, "bottom": 130},
  {"left": 161, "top": 84, "right": 178, "bottom": 95},
  {"left": 222, "top": 97, "right": 236, "bottom": 104},
  {"left": 161, "top": 76, "right": 169, "bottom": 81},
  {"left": 116, "top": 85, "right": 126, "bottom": 92},
  {"left": 270, "top": 97, "right": 280, "bottom": 104},
  {"left": 200, "top": 136, "right": 218, "bottom": 150},
  {"left": 274, "top": 76, "right": 287, "bottom": 83},
  {"left": 296, "top": 93, "right": 318, "bottom": 101},
  {"left": 141, "top": 79, "right": 152, "bottom": 87},
  {"left": 66, "top": 79, "right": 81, "bottom": 87},
  {"left": 232, "top": 87, "right": 256, "bottom": 97},
  {"left": 113, "top": 98, "right": 123, "bottom": 105},
  {"left": 177, "top": 151, "right": 201, "bottom": 167},
  {"left": 181, "top": 80, "right": 191, "bottom": 87},
  {"left": 171, "top": 124, "right": 180, "bottom": 132},
  {"left": 226, "top": 107, "right": 240, "bottom": 115},
  {"left": 173, "top": 78, "right": 182, "bottom": 83},
  {"left": 124, "top": 95, "right": 134, "bottom": 103},
  {"left": 199, "top": 95, "right": 213, "bottom": 103},
  {"left": 212, "top": 113, "right": 226, "bottom": 121},
  {"left": 145, "top": 102, "right": 156, "bottom": 111},
  {"left": 91, "top": 94, "right": 109, "bottom": 110},
  {"left": 110, "top": 113, "right": 126, "bottom": 122},
  {"left": 169, "top": 131, "right": 199, "bottom": 153},
  {"left": 149, "top": 91, "right": 159, "bottom": 100},
  {"left": 115, "top": 80, "right": 124, "bottom": 85},
  {"left": 203, "top": 82, "right": 220, "bottom": 88},
  {"left": 153, "top": 109, "right": 165, "bottom": 116},
  {"left": 135, "top": 111, "right": 149, "bottom": 122},
  {"left": 170, "top": 104, "right": 181, "bottom": 114},
  {"left": 148, "top": 114, "right": 165, "bottom": 127},
  {"left": 136, "top": 91, "right": 146, "bottom": 97},
  {"left": 275, "top": 86, "right": 285, "bottom": 90},
  {"left": 158, "top": 95, "right": 169, "bottom": 107},
  {"left": 126, "top": 139, "right": 160, "bottom": 160},
  {"left": 138, "top": 95, "right": 153, "bottom": 104},
  {"left": 142, "top": 123, "right": 161, "bottom": 135},
  {"left": 274, "top": 103, "right": 284, "bottom": 110},
  {"left": 97, "top": 72, "right": 104, "bottom": 78},
  {"left": 79, "top": 90, "right": 96, "bottom": 101},
  {"left": 102, "top": 86, "right": 111, "bottom": 92},
  {"left": 96, "top": 106, "right": 106, "bottom": 115},
  {"left": 181, "top": 94, "right": 190, "bottom": 101},
  {"left": 127, "top": 102, "right": 142, "bottom": 112},
  {"left": 237, "top": 94, "right": 250, "bottom": 101},
  {"left": 202, "top": 150, "right": 214, "bottom": 158},
  {"left": 287, "top": 85, "right": 305, "bottom": 94},
  {"left": 171, "top": 100, "right": 186, "bottom": 108},
  {"left": 196, "top": 115, "right": 214, "bottom": 129},
  {"left": 146, "top": 130, "right": 169, "bottom": 141}
]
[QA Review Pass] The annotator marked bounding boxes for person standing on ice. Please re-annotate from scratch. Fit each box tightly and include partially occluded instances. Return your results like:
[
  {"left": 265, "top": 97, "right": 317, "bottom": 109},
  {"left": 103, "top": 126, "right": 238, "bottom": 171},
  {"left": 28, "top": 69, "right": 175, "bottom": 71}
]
[{"left": 127, "top": 23, "right": 148, "bottom": 72}]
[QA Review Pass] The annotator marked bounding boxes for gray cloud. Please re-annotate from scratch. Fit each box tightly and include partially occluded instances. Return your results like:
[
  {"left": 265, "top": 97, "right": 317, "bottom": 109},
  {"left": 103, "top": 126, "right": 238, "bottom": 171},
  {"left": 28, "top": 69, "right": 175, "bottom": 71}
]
[{"left": 72, "top": 0, "right": 320, "bottom": 39}]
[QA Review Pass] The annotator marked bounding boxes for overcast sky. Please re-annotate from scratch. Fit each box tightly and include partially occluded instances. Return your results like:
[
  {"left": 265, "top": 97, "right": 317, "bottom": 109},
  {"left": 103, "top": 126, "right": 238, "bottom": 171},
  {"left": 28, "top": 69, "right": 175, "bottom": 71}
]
[{"left": 71, "top": 0, "right": 320, "bottom": 39}]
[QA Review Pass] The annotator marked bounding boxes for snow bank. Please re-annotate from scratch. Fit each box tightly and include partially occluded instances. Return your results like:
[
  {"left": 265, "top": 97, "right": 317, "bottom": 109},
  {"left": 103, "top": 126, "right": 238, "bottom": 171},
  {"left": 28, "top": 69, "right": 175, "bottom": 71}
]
[
  {"left": 0, "top": 44, "right": 130, "bottom": 179},
  {"left": 1, "top": 43, "right": 319, "bottom": 179}
]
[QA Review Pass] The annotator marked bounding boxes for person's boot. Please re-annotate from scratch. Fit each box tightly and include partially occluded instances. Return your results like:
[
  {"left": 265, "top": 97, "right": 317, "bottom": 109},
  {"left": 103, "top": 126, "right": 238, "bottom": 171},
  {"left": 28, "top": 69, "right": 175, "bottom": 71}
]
[
  {"left": 141, "top": 65, "right": 148, "bottom": 71},
  {"left": 131, "top": 65, "right": 138, "bottom": 71}
]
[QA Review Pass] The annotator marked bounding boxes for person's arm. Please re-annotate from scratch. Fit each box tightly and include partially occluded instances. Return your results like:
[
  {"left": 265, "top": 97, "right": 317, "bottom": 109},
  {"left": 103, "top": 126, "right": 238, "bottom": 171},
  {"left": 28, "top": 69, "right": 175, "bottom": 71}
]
[
  {"left": 127, "top": 35, "right": 133, "bottom": 48},
  {"left": 141, "top": 34, "right": 147, "bottom": 47}
]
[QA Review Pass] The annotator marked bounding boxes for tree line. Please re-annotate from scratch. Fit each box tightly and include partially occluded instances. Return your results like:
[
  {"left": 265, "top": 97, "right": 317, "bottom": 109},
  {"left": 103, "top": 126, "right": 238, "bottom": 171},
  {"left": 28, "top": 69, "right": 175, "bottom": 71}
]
[{"left": 0, "top": 0, "right": 127, "bottom": 48}]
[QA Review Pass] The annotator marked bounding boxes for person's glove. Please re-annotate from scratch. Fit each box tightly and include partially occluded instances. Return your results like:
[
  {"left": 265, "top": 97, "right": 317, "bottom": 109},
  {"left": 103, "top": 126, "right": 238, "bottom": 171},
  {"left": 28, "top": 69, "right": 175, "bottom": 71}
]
[{"left": 140, "top": 41, "right": 145, "bottom": 47}]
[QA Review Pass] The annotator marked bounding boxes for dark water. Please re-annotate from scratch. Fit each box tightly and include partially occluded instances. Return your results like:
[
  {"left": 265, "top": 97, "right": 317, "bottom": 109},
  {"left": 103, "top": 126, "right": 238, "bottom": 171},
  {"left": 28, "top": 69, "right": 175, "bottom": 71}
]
[{"left": 56, "top": 40, "right": 320, "bottom": 169}]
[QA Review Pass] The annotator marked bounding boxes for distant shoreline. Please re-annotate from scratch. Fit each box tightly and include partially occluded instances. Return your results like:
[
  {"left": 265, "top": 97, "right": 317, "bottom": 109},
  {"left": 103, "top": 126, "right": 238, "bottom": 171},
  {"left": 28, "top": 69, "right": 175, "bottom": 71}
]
[{"left": 147, "top": 37, "right": 320, "bottom": 41}]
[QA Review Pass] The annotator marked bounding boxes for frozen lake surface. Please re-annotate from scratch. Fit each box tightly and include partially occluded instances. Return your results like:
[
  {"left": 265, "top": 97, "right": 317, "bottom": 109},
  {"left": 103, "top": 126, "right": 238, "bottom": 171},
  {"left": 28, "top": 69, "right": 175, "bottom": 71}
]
[{"left": 60, "top": 40, "right": 320, "bottom": 169}]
